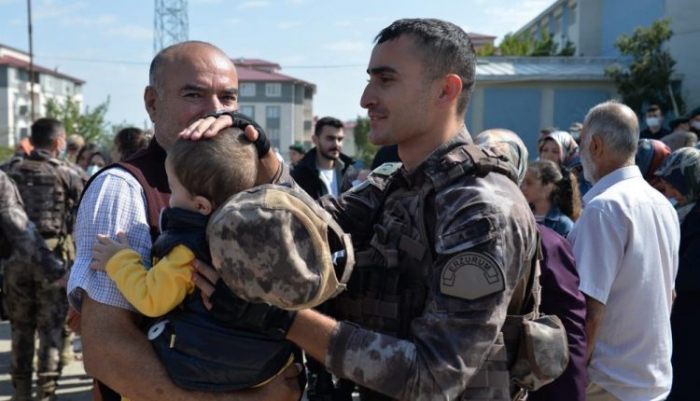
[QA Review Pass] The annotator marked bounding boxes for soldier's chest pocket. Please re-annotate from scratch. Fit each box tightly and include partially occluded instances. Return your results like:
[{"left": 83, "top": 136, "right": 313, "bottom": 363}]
[{"left": 371, "top": 193, "right": 428, "bottom": 266}]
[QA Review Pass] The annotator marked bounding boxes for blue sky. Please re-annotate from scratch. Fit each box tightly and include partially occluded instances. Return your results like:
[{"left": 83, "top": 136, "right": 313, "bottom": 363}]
[{"left": 0, "top": 0, "right": 554, "bottom": 128}]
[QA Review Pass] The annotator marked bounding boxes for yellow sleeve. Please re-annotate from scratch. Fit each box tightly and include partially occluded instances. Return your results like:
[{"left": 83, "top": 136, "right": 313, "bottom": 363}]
[{"left": 105, "top": 245, "right": 196, "bottom": 317}]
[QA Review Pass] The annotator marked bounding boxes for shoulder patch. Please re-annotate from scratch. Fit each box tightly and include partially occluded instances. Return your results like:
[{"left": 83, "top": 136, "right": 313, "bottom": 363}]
[
  {"left": 440, "top": 252, "right": 505, "bottom": 300},
  {"left": 371, "top": 162, "right": 402, "bottom": 178}
]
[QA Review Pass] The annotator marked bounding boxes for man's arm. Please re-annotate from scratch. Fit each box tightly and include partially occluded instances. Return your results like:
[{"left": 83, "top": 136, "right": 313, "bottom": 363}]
[{"left": 583, "top": 295, "right": 605, "bottom": 364}]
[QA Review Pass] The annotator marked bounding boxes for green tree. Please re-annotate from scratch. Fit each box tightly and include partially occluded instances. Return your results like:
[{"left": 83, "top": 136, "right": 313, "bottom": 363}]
[
  {"left": 353, "top": 116, "right": 378, "bottom": 167},
  {"left": 498, "top": 33, "right": 533, "bottom": 56},
  {"left": 44, "top": 96, "right": 111, "bottom": 146},
  {"left": 531, "top": 30, "right": 558, "bottom": 57},
  {"left": 557, "top": 40, "right": 576, "bottom": 56},
  {"left": 605, "top": 19, "right": 685, "bottom": 116}
]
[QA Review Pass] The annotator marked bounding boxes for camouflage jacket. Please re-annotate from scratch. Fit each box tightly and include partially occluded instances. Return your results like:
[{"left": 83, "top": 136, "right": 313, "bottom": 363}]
[
  {"left": 0, "top": 170, "right": 53, "bottom": 268},
  {"left": 319, "top": 129, "right": 538, "bottom": 400}
]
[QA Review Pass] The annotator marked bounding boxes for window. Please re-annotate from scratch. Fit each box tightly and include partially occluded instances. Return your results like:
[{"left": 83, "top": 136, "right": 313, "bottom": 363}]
[
  {"left": 240, "top": 83, "right": 256, "bottom": 97},
  {"left": 555, "top": 16, "right": 562, "bottom": 34},
  {"left": 266, "top": 83, "right": 282, "bottom": 97},
  {"left": 19, "top": 127, "right": 29, "bottom": 138},
  {"left": 569, "top": 3, "right": 577, "bottom": 25},
  {"left": 64, "top": 82, "right": 73, "bottom": 95},
  {"left": 239, "top": 105, "right": 255, "bottom": 118},
  {"left": 266, "top": 106, "right": 281, "bottom": 119}
]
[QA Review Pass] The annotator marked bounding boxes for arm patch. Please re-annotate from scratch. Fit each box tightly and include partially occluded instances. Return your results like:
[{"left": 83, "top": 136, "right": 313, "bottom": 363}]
[{"left": 440, "top": 252, "right": 505, "bottom": 300}]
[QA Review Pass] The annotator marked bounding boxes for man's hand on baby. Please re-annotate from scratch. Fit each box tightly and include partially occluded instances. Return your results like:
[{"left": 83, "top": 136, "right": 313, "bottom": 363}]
[{"left": 90, "top": 232, "right": 131, "bottom": 271}]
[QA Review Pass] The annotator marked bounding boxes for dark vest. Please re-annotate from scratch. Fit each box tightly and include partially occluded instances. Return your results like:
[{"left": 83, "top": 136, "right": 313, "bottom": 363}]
[
  {"left": 334, "top": 145, "right": 523, "bottom": 401},
  {"left": 8, "top": 151, "right": 68, "bottom": 237}
]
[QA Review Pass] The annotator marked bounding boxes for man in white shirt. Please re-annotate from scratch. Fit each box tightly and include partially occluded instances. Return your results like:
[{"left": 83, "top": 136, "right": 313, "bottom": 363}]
[{"left": 568, "top": 101, "right": 679, "bottom": 401}]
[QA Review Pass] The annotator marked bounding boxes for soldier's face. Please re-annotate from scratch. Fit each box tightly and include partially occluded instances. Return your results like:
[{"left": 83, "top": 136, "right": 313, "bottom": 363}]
[
  {"left": 145, "top": 46, "right": 239, "bottom": 151},
  {"left": 360, "top": 35, "right": 438, "bottom": 146}
]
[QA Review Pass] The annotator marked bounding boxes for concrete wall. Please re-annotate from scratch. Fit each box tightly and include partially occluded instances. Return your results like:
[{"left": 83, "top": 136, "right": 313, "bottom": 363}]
[
  {"left": 577, "top": 0, "right": 603, "bottom": 56},
  {"left": 667, "top": 0, "right": 700, "bottom": 108},
  {"left": 600, "top": 0, "right": 666, "bottom": 56},
  {"left": 467, "top": 81, "right": 617, "bottom": 157}
]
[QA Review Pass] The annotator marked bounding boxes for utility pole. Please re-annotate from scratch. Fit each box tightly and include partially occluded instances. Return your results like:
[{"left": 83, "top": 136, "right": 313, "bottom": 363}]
[
  {"left": 27, "top": 0, "right": 35, "bottom": 121},
  {"left": 154, "top": 0, "right": 189, "bottom": 54}
]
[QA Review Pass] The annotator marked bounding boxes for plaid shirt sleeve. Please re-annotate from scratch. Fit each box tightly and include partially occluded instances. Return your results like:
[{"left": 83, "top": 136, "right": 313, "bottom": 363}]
[{"left": 68, "top": 167, "right": 154, "bottom": 313}]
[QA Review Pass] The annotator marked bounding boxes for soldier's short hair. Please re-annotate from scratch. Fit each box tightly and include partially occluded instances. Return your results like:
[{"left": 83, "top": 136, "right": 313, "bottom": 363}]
[
  {"left": 167, "top": 128, "right": 257, "bottom": 210},
  {"left": 375, "top": 18, "right": 476, "bottom": 115},
  {"left": 30, "top": 118, "right": 64, "bottom": 149}
]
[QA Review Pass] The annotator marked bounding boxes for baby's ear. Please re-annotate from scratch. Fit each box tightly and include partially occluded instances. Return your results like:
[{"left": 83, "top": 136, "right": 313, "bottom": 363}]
[{"left": 194, "top": 196, "right": 212, "bottom": 216}]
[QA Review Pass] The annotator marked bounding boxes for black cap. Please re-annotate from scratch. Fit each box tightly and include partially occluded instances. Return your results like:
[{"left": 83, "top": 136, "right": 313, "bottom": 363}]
[
  {"left": 669, "top": 116, "right": 689, "bottom": 130},
  {"left": 289, "top": 144, "right": 305, "bottom": 153}
]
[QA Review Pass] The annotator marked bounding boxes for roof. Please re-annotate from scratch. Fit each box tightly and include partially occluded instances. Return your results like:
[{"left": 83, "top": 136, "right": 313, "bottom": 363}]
[
  {"left": 235, "top": 61, "right": 315, "bottom": 89},
  {"left": 233, "top": 58, "right": 281, "bottom": 70},
  {"left": 476, "top": 56, "right": 617, "bottom": 82},
  {"left": 467, "top": 32, "right": 497, "bottom": 40},
  {"left": 0, "top": 54, "right": 85, "bottom": 84}
]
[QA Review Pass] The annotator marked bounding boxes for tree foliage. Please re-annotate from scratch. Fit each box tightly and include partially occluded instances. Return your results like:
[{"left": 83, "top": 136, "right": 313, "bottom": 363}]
[
  {"left": 44, "top": 96, "right": 111, "bottom": 146},
  {"left": 605, "top": 19, "right": 685, "bottom": 115},
  {"left": 353, "top": 116, "right": 378, "bottom": 167},
  {"left": 478, "top": 31, "right": 575, "bottom": 57}
]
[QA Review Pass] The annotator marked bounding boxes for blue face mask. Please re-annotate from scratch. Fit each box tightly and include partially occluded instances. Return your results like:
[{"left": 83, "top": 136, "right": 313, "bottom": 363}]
[
  {"left": 86, "top": 164, "right": 100, "bottom": 177},
  {"left": 58, "top": 147, "right": 67, "bottom": 159}
]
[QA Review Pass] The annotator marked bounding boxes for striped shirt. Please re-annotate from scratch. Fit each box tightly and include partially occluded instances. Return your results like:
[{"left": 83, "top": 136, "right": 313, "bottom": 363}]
[{"left": 67, "top": 167, "right": 154, "bottom": 312}]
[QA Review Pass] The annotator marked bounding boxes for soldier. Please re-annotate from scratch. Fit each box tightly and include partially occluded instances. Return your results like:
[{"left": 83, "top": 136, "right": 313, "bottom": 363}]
[
  {"left": 192, "top": 18, "right": 539, "bottom": 400},
  {"left": 5, "top": 118, "right": 84, "bottom": 401}
]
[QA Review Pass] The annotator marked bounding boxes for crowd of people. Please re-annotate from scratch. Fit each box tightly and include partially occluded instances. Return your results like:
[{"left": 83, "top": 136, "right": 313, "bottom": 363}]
[{"left": 0, "top": 16, "right": 698, "bottom": 401}]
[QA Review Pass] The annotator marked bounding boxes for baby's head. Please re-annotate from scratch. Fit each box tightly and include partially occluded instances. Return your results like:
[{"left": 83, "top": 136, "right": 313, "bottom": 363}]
[{"left": 165, "top": 128, "right": 257, "bottom": 215}]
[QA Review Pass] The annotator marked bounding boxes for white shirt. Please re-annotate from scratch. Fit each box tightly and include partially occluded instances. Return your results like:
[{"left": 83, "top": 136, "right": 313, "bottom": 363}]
[
  {"left": 568, "top": 166, "right": 679, "bottom": 401},
  {"left": 318, "top": 166, "right": 338, "bottom": 197},
  {"left": 67, "top": 168, "right": 152, "bottom": 312}
]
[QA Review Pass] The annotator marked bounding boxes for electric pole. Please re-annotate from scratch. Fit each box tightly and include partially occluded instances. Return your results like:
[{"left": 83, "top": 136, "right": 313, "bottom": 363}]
[{"left": 154, "top": 0, "right": 189, "bottom": 54}]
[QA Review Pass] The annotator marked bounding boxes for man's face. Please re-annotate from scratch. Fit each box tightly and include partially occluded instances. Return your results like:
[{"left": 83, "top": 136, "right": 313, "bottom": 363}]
[
  {"left": 315, "top": 126, "right": 344, "bottom": 161},
  {"left": 145, "top": 45, "right": 239, "bottom": 150},
  {"left": 360, "top": 35, "right": 437, "bottom": 146},
  {"left": 579, "top": 126, "right": 598, "bottom": 184}
]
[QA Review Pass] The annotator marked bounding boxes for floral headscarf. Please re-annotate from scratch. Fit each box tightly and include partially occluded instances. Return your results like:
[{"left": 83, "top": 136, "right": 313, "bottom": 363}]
[
  {"left": 654, "top": 147, "right": 700, "bottom": 203},
  {"left": 539, "top": 131, "right": 579, "bottom": 166},
  {"left": 636, "top": 139, "right": 671, "bottom": 183}
]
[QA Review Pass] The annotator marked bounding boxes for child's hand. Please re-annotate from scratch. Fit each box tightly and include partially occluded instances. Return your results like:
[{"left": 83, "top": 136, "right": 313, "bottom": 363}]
[{"left": 90, "top": 232, "right": 131, "bottom": 271}]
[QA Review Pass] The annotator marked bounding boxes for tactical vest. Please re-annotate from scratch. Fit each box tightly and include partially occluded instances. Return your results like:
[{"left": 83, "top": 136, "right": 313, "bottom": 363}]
[
  {"left": 9, "top": 157, "right": 68, "bottom": 238},
  {"left": 334, "top": 144, "right": 526, "bottom": 401}
]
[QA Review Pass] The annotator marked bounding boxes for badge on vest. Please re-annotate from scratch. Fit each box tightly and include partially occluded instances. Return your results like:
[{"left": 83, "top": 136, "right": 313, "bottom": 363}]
[{"left": 440, "top": 252, "right": 505, "bottom": 300}]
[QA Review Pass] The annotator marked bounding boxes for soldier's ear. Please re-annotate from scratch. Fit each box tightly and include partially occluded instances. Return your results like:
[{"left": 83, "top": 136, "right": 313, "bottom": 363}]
[
  {"left": 437, "top": 74, "right": 462, "bottom": 106},
  {"left": 194, "top": 196, "right": 212, "bottom": 216}
]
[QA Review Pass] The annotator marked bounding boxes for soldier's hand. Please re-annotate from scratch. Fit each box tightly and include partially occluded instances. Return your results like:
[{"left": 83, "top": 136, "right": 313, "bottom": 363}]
[{"left": 90, "top": 232, "right": 131, "bottom": 271}]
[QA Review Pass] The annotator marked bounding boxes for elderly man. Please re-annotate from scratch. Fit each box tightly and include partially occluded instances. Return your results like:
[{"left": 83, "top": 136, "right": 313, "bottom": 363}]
[
  {"left": 67, "top": 41, "right": 300, "bottom": 401},
  {"left": 568, "top": 101, "right": 679, "bottom": 401}
]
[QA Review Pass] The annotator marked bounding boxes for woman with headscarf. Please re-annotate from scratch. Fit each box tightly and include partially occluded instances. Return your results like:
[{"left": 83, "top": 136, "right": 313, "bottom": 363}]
[
  {"left": 654, "top": 147, "right": 700, "bottom": 400},
  {"left": 540, "top": 131, "right": 591, "bottom": 199},
  {"left": 636, "top": 139, "right": 672, "bottom": 194}
]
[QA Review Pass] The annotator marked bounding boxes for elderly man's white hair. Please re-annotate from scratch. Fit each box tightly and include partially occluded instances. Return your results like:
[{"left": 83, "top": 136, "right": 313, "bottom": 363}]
[{"left": 583, "top": 100, "right": 639, "bottom": 161}]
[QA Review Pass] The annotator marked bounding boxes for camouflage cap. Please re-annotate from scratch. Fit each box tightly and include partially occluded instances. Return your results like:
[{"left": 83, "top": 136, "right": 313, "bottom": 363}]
[{"left": 207, "top": 184, "right": 354, "bottom": 311}]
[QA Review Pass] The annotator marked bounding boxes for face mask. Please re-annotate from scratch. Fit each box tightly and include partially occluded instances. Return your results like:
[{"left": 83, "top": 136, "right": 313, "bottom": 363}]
[
  {"left": 57, "top": 147, "right": 67, "bottom": 159},
  {"left": 692, "top": 121, "right": 700, "bottom": 130},
  {"left": 646, "top": 117, "right": 660, "bottom": 128},
  {"left": 86, "top": 164, "right": 100, "bottom": 177}
]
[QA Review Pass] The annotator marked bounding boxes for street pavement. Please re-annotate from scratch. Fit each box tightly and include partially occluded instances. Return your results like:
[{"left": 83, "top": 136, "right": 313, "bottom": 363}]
[{"left": 0, "top": 320, "right": 92, "bottom": 401}]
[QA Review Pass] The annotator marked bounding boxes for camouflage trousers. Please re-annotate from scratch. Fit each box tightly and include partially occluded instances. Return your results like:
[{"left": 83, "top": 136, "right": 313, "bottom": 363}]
[{"left": 2, "top": 237, "right": 70, "bottom": 399}]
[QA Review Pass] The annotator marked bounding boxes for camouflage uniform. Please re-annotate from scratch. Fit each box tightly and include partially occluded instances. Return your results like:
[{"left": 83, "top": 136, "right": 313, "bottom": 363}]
[
  {"left": 318, "top": 129, "right": 538, "bottom": 400},
  {"left": 4, "top": 150, "right": 83, "bottom": 401}
]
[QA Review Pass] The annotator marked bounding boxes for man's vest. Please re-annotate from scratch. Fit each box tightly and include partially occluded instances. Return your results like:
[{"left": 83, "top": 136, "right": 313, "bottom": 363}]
[
  {"left": 333, "top": 145, "right": 546, "bottom": 400},
  {"left": 8, "top": 153, "right": 68, "bottom": 238}
]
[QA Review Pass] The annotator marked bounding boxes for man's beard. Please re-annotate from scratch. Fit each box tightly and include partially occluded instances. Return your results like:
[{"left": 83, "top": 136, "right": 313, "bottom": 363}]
[
  {"left": 581, "top": 152, "right": 597, "bottom": 184},
  {"left": 320, "top": 148, "right": 340, "bottom": 161}
]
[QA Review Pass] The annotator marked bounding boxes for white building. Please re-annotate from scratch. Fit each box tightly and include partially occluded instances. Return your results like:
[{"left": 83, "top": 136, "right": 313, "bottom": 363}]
[
  {"left": 234, "top": 59, "right": 315, "bottom": 161},
  {"left": 0, "top": 44, "right": 84, "bottom": 148}
]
